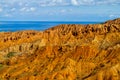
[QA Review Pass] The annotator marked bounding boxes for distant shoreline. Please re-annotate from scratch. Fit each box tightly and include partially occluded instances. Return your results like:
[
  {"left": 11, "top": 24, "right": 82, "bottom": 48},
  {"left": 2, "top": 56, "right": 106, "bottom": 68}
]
[{"left": 0, "top": 21, "right": 102, "bottom": 32}]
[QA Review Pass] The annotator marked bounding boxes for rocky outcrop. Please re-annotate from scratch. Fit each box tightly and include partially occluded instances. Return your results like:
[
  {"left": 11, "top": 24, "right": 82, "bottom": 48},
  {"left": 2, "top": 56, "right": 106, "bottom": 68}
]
[{"left": 0, "top": 18, "right": 120, "bottom": 80}]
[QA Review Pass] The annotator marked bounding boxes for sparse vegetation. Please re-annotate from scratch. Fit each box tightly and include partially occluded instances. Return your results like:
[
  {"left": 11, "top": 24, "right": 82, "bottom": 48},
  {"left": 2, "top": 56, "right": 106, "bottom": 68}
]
[
  {"left": 0, "top": 63, "right": 4, "bottom": 71},
  {"left": 0, "top": 64, "right": 3, "bottom": 68},
  {"left": 33, "top": 71, "right": 38, "bottom": 76},
  {"left": 7, "top": 52, "right": 16, "bottom": 58},
  {"left": 0, "top": 78, "right": 3, "bottom": 80}
]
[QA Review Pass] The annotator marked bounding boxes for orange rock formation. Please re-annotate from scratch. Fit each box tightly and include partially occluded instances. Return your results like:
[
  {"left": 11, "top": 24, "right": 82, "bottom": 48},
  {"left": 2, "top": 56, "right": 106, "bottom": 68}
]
[{"left": 0, "top": 18, "right": 120, "bottom": 80}]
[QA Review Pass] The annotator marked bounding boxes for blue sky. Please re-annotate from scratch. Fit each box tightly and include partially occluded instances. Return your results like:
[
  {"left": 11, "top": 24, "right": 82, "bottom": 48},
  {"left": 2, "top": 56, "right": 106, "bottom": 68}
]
[{"left": 0, "top": 0, "right": 120, "bottom": 21}]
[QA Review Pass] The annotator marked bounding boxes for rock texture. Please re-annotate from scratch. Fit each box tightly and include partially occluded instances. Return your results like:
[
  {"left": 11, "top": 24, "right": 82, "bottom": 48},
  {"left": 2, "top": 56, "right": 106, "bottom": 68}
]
[{"left": 0, "top": 18, "right": 120, "bottom": 80}]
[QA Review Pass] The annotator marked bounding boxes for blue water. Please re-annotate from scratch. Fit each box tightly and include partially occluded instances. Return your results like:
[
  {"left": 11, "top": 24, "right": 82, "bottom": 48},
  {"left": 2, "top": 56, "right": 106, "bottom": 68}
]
[{"left": 0, "top": 21, "right": 101, "bottom": 32}]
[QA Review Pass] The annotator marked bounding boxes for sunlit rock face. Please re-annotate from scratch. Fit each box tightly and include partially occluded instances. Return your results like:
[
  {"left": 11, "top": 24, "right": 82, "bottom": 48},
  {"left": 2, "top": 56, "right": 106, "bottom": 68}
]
[{"left": 0, "top": 18, "right": 120, "bottom": 80}]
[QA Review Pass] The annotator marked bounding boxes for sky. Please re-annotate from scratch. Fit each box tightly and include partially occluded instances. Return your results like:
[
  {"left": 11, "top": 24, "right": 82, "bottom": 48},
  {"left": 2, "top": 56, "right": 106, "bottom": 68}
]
[{"left": 0, "top": 0, "right": 120, "bottom": 21}]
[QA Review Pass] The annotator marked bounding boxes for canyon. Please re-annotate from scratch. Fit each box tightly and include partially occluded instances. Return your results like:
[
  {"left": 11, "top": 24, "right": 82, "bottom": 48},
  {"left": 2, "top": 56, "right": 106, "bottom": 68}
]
[{"left": 0, "top": 18, "right": 120, "bottom": 80}]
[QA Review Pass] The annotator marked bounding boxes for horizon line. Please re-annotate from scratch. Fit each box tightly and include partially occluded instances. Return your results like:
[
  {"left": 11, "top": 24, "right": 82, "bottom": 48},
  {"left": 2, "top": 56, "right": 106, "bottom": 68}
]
[{"left": 0, "top": 20, "right": 103, "bottom": 22}]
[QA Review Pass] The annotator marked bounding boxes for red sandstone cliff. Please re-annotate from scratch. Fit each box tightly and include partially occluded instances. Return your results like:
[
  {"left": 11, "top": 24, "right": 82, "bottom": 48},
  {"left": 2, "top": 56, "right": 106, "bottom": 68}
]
[{"left": 0, "top": 18, "right": 120, "bottom": 80}]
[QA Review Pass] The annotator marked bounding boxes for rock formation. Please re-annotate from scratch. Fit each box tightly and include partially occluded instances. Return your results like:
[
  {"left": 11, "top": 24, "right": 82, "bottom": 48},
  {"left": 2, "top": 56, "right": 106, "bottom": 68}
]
[{"left": 0, "top": 18, "right": 120, "bottom": 80}]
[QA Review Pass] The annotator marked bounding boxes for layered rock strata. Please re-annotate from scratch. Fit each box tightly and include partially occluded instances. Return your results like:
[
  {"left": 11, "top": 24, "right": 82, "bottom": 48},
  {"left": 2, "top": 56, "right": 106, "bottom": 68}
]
[{"left": 0, "top": 18, "right": 120, "bottom": 80}]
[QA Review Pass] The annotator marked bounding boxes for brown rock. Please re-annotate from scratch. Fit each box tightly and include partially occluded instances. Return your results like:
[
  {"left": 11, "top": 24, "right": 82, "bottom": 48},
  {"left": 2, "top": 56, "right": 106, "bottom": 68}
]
[{"left": 0, "top": 18, "right": 120, "bottom": 80}]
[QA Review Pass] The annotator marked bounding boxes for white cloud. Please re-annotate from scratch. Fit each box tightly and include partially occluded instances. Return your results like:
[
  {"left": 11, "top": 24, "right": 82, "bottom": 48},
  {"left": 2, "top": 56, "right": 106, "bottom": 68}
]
[
  {"left": 109, "top": 14, "right": 115, "bottom": 18},
  {"left": 52, "top": 0, "right": 63, "bottom": 3},
  {"left": 0, "top": 0, "right": 120, "bottom": 8},
  {"left": 78, "top": 0, "right": 95, "bottom": 5},
  {"left": 18, "top": 2, "right": 23, "bottom": 6},
  {"left": 61, "top": 9, "right": 66, "bottom": 13},
  {"left": 20, "top": 7, "right": 26, "bottom": 12},
  {"left": 4, "top": 14, "right": 12, "bottom": 17},
  {"left": 71, "top": 0, "right": 79, "bottom": 5},
  {"left": 109, "top": 14, "right": 120, "bottom": 18},
  {"left": 30, "top": 7, "right": 36, "bottom": 11},
  {"left": 11, "top": 8, "right": 16, "bottom": 11},
  {"left": 94, "top": 0, "right": 120, "bottom": 5},
  {"left": 39, "top": 0, "right": 68, "bottom": 7},
  {"left": 69, "top": 9, "right": 73, "bottom": 11},
  {"left": 0, "top": 8, "right": 3, "bottom": 12},
  {"left": 20, "top": 7, "right": 36, "bottom": 12},
  {"left": 60, "top": 9, "right": 73, "bottom": 13}
]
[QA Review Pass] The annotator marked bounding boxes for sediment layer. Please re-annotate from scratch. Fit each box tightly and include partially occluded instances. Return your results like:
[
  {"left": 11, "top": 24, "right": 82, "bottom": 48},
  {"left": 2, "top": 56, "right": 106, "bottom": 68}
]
[{"left": 0, "top": 18, "right": 120, "bottom": 80}]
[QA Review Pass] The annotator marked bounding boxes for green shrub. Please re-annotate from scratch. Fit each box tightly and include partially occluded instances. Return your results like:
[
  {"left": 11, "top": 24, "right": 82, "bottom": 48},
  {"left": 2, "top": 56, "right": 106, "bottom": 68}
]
[
  {"left": 0, "top": 64, "right": 3, "bottom": 68},
  {"left": 0, "top": 64, "right": 4, "bottom": 71},
  {"left": 7, "top": 52, "right": 16, "bottom": 58},
  {"left": 0, "top": 78, "right": 2, "bottom": 80}
]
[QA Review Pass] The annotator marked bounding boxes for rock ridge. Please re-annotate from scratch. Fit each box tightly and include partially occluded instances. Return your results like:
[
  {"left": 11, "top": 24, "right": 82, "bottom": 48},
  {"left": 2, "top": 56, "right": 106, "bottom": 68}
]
[{"left": 0, "top": 18, "right": 120, "bottom": 80}]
